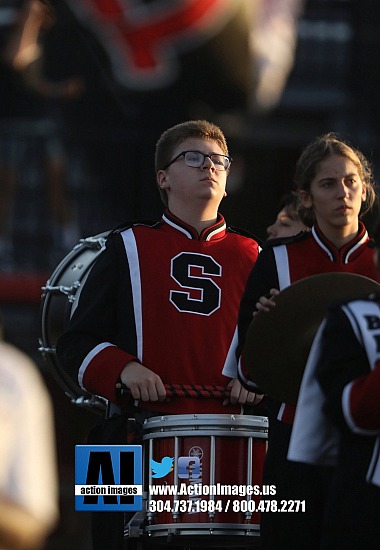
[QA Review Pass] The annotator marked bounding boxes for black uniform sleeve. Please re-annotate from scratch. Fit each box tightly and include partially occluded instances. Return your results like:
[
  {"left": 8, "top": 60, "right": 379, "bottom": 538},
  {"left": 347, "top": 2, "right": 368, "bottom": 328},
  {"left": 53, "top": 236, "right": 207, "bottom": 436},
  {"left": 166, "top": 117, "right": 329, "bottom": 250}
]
[
  {"left": 316, "top": 305, "right": 369, "bottom": 433},
  {"left": 236, "top": 245, "right": 279, "bottom": 358},
  {"left": 56, "top": 234, "right": 136, "bottom": 386}
]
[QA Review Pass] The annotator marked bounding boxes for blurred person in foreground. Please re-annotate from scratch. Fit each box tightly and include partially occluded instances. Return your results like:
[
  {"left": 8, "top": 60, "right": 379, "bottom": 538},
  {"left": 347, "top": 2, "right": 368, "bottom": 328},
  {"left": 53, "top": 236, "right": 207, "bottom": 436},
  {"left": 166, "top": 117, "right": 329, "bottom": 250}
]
[{"left": 0, "top": 314, "right": 58, "bottom": 550}]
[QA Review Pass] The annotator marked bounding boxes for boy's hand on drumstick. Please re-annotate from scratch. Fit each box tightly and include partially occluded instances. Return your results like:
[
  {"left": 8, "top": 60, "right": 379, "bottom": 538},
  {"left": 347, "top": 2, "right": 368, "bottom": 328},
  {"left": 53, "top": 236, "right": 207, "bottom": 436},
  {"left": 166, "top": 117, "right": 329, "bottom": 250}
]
[
  {"left": 120, "top": 361, "right": 167, "bottom": 402},
  {"left": 253, "top": 288, "right": 280, "bottom": 316},
  {"left": 223, "top": 378, "right": 264, "bottom": 406}
]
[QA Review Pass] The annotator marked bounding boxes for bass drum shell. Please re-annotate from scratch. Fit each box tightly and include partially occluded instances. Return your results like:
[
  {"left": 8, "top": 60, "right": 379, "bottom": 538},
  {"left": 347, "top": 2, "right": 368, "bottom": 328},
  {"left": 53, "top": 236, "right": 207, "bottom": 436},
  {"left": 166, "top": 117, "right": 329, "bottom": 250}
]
[{"left": 39, "top": 233, "right": 109, "bottom": 412}]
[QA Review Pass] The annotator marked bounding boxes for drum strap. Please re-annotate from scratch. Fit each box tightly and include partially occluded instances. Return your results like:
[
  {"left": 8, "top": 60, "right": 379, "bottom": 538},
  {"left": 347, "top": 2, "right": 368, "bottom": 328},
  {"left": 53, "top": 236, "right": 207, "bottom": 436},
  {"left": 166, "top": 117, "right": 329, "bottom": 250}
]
[{"left": 116, "top": 382, "right": 230, "bottom": 401}]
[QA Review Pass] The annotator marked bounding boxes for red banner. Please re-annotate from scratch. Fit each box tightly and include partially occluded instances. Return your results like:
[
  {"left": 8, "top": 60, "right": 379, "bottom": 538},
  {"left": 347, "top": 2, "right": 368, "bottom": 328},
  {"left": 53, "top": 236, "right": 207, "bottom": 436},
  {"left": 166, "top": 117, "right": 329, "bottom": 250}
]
[{"left": 66, "top": 0, "right": 239, "bottom": 89}]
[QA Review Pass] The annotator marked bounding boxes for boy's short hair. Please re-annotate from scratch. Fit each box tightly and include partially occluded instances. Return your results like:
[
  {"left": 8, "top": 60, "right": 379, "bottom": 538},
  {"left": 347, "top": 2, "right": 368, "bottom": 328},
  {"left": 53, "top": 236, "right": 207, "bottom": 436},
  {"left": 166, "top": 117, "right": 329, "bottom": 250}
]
[{"left": 155, "top": 120, "right": 229, "bottom": 206}]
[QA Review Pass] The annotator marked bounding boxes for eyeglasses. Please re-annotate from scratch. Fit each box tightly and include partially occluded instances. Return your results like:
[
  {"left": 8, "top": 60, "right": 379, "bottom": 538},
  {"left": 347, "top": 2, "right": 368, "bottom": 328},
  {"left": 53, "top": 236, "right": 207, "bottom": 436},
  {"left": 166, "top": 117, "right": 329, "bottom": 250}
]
[{"left": 162, "top": 150, "right": 232, "bottom": 171}]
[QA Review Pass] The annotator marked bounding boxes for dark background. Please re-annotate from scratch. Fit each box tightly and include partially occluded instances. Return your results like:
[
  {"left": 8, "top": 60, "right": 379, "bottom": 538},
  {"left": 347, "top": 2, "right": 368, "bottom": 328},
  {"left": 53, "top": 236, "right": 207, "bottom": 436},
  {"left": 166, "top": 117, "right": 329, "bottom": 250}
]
[{"left": 1, "top": 0, "right": 380, "bottom": 548}]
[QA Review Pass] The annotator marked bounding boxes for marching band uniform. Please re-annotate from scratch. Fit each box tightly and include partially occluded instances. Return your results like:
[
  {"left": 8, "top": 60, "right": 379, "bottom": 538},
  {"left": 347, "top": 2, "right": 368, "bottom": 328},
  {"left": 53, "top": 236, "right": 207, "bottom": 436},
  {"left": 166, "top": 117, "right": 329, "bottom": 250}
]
[
  {"left": 57, "top": 210, "right": 259, "bottom": 550},
  {"left": 56, "top": 118, "right": 262, "bottom": 550},
  {"left": 236, "top": 222, "right": 378, "bottom": 549},
  {"left": 289, "top": 296, "right": 380, "bottom": 549},
  {"left": 57, "top": 209, "right": 259, "bottom": 415}
]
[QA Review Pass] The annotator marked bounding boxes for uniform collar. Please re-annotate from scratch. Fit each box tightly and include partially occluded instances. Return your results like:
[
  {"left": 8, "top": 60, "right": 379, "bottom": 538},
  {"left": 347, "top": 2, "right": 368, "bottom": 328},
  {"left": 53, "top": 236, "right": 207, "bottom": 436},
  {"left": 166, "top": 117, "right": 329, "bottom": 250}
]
[
  {"left": 312, "top": 221, "right": 368, "bottom": 263},
  {"left": 162, "top": 210, "right": 226, "bottom": 241}
]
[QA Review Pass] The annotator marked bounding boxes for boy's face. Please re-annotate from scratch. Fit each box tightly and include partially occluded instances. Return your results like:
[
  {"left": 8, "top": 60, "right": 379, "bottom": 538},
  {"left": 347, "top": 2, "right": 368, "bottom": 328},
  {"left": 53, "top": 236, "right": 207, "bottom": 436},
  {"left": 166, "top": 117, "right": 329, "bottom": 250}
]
[{"left": 157, "top": 138, "right": 228, "bottom": 210}]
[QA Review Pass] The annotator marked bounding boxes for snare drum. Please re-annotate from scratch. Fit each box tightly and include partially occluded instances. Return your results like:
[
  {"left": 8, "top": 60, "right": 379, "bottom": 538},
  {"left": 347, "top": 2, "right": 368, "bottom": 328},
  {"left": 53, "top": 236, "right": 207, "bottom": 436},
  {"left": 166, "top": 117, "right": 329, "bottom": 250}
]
[
  {"left": 143, "top": 414, "right": 268, "bottom": 546},
  {"left": 39, "top": 233, "right": 109, "bottom": 411}
]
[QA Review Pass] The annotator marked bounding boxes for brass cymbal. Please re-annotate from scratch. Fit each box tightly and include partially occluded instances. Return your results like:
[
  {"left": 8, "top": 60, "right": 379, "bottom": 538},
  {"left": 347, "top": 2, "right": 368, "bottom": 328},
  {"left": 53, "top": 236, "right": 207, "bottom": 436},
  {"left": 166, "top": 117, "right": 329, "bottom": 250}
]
[{"left": 243, "top": 273, "right": 380, "bottom": 404}]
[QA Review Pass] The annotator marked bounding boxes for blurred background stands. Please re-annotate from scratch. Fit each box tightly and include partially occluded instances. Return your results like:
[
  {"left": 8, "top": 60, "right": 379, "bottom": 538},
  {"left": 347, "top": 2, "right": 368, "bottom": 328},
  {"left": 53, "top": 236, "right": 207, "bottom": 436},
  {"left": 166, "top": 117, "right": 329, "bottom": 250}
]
[{"left": 0, "top": 1, "right": 380, "bottom": 549}]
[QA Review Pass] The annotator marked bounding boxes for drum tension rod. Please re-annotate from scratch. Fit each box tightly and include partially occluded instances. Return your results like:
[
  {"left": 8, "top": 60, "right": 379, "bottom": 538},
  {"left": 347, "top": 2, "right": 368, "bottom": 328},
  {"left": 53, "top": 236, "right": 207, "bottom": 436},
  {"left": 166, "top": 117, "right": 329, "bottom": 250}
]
[
  {"left": 42, "top": 281, "right": 81, "bottom": 301},
  {"left": 77, "top": 236, "right": 107, "bottom": 249}
]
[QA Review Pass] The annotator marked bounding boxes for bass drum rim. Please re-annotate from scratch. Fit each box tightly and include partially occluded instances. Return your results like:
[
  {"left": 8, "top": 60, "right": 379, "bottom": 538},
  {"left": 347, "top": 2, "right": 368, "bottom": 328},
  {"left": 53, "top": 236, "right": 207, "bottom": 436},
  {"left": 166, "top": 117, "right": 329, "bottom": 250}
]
[{"left": 39, "top": 232, "right": 109, "bottom": 413}]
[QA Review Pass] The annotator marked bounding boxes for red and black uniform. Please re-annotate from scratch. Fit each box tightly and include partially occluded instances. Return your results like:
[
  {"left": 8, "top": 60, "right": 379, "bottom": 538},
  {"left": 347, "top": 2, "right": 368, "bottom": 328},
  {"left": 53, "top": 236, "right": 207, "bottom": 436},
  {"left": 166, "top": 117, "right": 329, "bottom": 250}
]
[
  {"left": 313, "top": 297, "right": 380, "bottom": 549},
  {"left": 236, "top": 223, "right": 379, "bottom": 550},
  {"left": 57, "top": 210, "right": 259, "bottom": 415}
]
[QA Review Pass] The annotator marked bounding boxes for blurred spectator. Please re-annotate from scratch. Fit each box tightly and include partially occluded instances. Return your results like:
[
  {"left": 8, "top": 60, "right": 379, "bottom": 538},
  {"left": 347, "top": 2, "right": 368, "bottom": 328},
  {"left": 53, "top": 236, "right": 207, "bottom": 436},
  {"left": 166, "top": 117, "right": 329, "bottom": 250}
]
[
  {"left": 0, "top": 0, "right": 84, "bottom": 270},
  {"left": 0, "top": 311, "right": 58, "bottom": 549}
]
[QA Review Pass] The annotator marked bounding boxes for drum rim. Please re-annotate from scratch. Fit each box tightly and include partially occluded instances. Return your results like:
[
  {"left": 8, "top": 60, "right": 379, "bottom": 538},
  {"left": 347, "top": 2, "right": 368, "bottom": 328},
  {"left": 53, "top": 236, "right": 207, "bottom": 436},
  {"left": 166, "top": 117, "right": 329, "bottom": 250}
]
[
  {"left": 144, "top": 521, "right": 260, "bottom": 531},
  {"left": 39, "top": 232, "right": 109, "bottom": 411},
  {"left": 142, "top": 413, "right": 269, "bottom": 430},
  {"left": 43, "top": 232, "right": 109, "bottom": 285}
]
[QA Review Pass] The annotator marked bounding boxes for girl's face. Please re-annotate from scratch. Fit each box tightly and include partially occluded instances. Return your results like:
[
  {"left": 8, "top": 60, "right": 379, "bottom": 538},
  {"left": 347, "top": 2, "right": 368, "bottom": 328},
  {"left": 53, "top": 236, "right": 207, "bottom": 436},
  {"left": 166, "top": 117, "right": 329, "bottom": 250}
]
[{"left": 299, "top": 154, "right": 366, "bottom": 238}]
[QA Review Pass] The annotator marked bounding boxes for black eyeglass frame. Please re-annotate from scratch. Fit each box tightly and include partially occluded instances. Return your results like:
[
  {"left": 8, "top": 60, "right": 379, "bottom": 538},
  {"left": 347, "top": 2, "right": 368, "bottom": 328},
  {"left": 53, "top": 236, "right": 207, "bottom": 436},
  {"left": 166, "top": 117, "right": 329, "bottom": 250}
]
[{"left": 162, "top": 150, "right": 233, "bottom": 171}]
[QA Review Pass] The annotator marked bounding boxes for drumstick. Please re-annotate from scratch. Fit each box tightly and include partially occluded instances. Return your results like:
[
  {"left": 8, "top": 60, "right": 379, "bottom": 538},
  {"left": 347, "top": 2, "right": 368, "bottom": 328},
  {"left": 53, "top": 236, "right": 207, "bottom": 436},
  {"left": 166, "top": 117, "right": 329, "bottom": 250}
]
[{"left": 116, "top": 382, "right": 230, "bottom": 399}]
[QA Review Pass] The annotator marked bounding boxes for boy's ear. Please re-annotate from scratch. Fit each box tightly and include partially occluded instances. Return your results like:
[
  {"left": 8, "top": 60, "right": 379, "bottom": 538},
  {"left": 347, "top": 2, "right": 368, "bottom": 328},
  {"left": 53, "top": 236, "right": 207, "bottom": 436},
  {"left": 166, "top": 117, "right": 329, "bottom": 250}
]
[{"left": 157, "top": 170, "right": 169, "bottom": 189}]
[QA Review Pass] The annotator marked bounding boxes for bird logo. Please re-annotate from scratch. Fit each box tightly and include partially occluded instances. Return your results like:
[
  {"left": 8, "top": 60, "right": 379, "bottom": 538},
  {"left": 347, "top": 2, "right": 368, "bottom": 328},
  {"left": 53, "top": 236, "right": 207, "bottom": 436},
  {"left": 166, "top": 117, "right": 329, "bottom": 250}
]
[{"left": 150, "top": 456, "right": 174, "bottom": 478}]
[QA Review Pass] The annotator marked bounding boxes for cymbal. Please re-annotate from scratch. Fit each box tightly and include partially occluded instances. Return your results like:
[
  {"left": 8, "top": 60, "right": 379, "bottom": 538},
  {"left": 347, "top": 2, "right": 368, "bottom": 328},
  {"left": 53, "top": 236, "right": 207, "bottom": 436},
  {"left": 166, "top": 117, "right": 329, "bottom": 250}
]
[{"left": 243, "top": 273, "right": 380, "bottom": 405}]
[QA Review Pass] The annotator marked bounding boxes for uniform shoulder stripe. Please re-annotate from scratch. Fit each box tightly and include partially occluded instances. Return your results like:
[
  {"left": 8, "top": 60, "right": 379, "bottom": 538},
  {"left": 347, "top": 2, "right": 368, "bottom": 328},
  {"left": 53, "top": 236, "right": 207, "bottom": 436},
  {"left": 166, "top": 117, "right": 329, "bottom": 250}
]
[
  {"left": 109, "top": 219, "right": 161, "bottom": 237},
  {"left": 227, "top": 226, "right": 263, "bottom": 247}
]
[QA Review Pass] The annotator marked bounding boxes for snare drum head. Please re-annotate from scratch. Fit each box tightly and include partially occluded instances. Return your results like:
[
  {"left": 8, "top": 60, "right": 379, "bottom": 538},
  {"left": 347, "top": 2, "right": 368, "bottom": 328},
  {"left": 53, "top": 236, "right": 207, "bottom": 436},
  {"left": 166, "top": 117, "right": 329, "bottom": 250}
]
[{"left": 39, "top": 232, "right": 109, "bottom": 411}]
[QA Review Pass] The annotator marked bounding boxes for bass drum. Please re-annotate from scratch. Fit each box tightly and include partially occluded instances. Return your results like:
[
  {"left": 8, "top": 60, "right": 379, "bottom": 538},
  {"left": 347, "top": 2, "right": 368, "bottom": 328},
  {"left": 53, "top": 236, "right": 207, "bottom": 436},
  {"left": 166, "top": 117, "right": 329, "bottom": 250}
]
[{"left": 39, "top": 233, "right": 109, "bottom": 413}]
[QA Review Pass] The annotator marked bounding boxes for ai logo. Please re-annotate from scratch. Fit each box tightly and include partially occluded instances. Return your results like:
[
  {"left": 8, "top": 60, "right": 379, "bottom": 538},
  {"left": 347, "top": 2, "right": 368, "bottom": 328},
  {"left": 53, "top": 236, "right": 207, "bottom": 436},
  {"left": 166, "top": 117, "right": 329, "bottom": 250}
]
[{"left": 75, "top": 445, "right": 143, "bottom": 511}]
